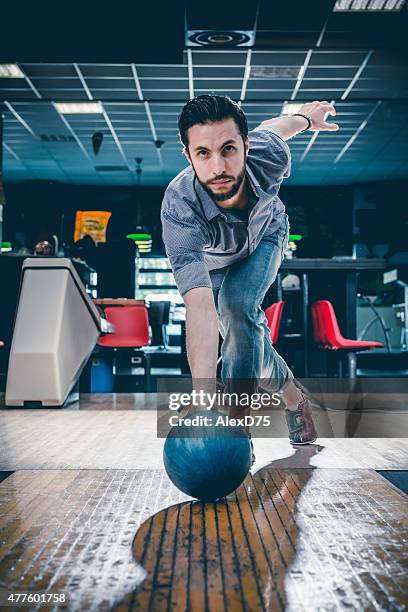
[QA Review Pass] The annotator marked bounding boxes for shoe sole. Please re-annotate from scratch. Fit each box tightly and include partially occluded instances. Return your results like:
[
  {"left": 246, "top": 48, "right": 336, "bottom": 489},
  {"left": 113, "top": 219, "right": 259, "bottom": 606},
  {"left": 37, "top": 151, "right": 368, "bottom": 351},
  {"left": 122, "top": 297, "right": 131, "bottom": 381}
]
[{"left": 290, "top": 437, "right": 318, "bottom": 446}]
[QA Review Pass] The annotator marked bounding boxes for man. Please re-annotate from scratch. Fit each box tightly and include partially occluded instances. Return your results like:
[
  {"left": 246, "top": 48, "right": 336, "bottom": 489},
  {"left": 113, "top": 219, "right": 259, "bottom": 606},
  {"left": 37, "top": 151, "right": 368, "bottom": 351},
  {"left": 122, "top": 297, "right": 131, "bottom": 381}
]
[{"left": 161, "top": 95, "right": 338, "bottom": 445}]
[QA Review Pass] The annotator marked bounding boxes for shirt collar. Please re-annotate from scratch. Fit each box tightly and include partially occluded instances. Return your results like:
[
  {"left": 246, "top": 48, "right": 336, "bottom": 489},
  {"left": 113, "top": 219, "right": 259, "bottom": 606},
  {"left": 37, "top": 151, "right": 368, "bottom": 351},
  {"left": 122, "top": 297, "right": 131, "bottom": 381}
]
[
  {"left": 194, "top": 162, "right": 260, "bottom": 222},
  {"left": 246, "top": 163, "right": 260, "bottom": 197},
  {"left": 194, "top": 176, "right": 221, "bottom": 221}
]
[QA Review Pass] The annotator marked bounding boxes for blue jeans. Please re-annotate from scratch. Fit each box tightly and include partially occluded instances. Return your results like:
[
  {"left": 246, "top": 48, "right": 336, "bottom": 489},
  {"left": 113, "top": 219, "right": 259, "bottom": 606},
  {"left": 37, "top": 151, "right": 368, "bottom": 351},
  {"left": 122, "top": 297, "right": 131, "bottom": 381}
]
[{"left": 212, "top": 214, "right": 294, "bottom": 393}]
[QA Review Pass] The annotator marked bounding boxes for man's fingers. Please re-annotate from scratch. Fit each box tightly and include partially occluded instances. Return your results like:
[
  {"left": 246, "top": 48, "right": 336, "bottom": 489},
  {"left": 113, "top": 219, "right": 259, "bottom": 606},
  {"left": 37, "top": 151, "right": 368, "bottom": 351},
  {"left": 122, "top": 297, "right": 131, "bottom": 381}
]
[
  {"left": 312, "top": 120, "right": 339, "bottom": 131},
  {"left": 322, "top": 104, "right": 336, "bottom": 116},
  {"left": 322, "top": 122, "right": 339, "bottom": 131}
]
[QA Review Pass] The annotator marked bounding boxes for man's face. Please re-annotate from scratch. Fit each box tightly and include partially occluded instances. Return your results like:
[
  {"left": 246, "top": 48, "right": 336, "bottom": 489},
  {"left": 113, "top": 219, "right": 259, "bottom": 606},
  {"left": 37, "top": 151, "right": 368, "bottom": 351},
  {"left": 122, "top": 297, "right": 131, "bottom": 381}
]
[{"left": 184, "top": 118, "right": 249, "bottom": 204}]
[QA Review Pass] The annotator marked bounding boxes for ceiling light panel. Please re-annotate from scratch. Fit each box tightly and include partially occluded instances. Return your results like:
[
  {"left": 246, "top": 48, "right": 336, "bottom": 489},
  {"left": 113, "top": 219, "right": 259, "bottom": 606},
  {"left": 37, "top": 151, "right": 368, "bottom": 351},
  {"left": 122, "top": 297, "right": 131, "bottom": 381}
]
[
  {"left": 333, "top": 0, "right": 406, "bottom": 10},
  {"left": 55, "top": 102, "right": 103, "bottom": 114},
  {"left": 0, "top": 64, "right": 25, "bottom": 78}
]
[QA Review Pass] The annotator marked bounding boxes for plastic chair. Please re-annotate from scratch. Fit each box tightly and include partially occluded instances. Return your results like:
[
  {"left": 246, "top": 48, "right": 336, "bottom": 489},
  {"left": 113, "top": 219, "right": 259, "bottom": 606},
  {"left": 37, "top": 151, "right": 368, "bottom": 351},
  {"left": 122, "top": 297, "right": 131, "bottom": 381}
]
[
  {"left": 311, "top": 300, "right": 383, "bottom": 377},
  {"left": 148, "top": 301, "right": 171, "bottom": 348},
  {"left": 264, "top": 301, "right": 285, "bottom": 345},
  {"left": 97, "top": 306, "right": 151, "bottom": 390}
]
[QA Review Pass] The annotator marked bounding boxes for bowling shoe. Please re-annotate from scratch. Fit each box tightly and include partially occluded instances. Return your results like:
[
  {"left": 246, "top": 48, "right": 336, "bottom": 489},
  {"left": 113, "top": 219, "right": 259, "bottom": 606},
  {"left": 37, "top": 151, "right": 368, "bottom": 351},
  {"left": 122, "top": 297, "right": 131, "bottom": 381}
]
[{"left": 285, "top": 396, "right": 317, "bottom": 445}]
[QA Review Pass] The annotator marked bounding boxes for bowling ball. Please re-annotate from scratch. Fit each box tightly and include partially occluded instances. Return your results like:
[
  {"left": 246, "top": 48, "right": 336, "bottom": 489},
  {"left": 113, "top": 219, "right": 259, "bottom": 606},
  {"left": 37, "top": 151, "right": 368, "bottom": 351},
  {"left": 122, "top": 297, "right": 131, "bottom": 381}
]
[{"left": 163, "top": 409, "right": 251, "bottom": 501}]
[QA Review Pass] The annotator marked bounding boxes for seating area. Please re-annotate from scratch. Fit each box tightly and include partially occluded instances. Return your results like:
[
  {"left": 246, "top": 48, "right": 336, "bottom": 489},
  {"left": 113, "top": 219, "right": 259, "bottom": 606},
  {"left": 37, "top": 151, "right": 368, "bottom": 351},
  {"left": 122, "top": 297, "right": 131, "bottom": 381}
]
[
  {"left": 265, "top": 299, "right": 384, "bottom": 378},
  {"left": 95, "top": 305, "right": 152, "bottom": 392},
  {"left": 311, "top": 300, "right": 384, "bottom": 377}
]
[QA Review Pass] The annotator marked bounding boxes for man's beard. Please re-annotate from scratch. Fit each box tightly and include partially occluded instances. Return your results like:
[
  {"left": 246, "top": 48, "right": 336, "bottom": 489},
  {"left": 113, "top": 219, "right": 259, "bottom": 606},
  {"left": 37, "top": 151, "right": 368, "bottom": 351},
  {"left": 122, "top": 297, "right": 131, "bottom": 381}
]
[{"left": 199, "top": 164, "right": 246, "bottom": 202}]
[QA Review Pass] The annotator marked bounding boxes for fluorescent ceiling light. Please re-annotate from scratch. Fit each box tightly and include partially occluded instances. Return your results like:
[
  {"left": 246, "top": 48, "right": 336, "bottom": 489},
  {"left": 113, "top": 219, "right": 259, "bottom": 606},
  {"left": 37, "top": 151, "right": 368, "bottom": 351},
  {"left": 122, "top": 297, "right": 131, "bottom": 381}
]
[
  {"left": 0, "top": 64, "right": 24, "bottom": 78},
  {"left": 281, "top": 102, "right": 304, "bottom": 115},
  {"left": 334, "top": 0, "right": 406, "bottom": 10},
  {"left": 55, "top": 102, "right": 103, "bottom": 114}
]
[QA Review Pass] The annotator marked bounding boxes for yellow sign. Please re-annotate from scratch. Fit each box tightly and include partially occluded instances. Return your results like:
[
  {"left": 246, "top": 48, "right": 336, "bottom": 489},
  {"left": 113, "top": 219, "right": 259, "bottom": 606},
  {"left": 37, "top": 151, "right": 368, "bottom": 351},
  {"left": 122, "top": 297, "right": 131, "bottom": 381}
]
[{"left": 74, "top": 211, "right": 112, "bottom": 243}]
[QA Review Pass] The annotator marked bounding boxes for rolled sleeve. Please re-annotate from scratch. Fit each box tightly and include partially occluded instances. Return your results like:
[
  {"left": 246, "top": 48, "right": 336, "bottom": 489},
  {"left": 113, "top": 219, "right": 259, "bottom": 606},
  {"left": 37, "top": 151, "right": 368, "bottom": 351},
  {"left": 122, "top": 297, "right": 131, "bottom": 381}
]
[
  {"left": 249, "top": 129, "right": 291, "bottom": 186},
  {"left": 161, "top": 208, "right": 212, "bottom": 296},
  {"left": 169, "top": 259, "right": 212, "bottom": 296}
]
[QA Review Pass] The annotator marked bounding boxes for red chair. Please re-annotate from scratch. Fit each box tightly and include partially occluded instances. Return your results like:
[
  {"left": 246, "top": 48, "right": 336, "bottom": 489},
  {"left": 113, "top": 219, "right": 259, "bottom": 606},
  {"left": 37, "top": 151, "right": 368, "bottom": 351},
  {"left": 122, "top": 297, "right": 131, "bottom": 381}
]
[
  {"left": 265, "top": 301, "right": 285, "bottom": 345},
  {"left": 311, "top": 300, "right": 383, "bottom": 377},
  {"left": 97, "top": 306, "right": 151, "bottom": 390}
]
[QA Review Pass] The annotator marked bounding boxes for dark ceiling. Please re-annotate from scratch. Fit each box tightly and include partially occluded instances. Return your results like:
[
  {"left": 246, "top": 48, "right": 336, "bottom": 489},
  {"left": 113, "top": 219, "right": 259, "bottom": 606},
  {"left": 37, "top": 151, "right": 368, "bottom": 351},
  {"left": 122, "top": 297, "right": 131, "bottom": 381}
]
[{"left": 1, "top": 0, "right": 407, "bottom": 186}]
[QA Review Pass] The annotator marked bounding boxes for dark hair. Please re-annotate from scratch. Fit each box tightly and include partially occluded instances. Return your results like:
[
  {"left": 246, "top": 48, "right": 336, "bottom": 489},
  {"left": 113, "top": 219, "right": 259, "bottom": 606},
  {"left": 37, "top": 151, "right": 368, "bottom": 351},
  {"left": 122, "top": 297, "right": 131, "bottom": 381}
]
[{"left": 178, "top": 94, "right": 248, "bottom": 148}]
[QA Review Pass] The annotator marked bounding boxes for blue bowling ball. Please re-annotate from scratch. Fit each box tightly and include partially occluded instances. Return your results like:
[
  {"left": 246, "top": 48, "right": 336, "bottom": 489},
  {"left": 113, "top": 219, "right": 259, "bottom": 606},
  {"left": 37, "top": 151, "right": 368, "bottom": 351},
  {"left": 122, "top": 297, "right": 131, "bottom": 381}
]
[{"left": 163, "top": 409, "right": 251, "bottom": 501}]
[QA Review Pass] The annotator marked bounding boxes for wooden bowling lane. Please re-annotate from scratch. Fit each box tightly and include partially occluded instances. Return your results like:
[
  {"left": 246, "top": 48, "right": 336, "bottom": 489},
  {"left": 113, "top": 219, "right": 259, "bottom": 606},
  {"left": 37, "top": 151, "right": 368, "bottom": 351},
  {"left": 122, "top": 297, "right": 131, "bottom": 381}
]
[
  {"left": 1, "top": 391, "right": 408, "bottom": 611},
  {"left": 114, "top": 456, "right": 408, "bottom": 611},
  {"left": 1, "top": 402, "right": 408, "bottom": 471},
  {"left": 0, "top": 464, "right": 407, "bottom": 611},
  {"left": 0, "top": 469, "right": 188, "bottom": 611},
  {"left": 121, "top": 469, "right": 306, "bottom": 611}
]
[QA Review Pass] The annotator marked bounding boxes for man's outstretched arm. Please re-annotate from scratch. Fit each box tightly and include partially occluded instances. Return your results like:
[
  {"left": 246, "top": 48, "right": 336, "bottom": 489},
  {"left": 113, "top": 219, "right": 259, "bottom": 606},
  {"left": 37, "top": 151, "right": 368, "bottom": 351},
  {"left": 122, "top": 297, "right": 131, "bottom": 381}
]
[{"left": 256, "top": 100, "right": 339, "bottom": 141}]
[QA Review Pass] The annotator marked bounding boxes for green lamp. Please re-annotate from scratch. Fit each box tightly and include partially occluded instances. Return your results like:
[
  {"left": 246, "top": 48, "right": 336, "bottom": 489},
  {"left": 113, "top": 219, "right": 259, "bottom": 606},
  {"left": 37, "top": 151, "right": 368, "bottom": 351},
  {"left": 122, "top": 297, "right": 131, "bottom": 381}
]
[{"left": 126, "top": 233, "right": 152, "bottom": 253}]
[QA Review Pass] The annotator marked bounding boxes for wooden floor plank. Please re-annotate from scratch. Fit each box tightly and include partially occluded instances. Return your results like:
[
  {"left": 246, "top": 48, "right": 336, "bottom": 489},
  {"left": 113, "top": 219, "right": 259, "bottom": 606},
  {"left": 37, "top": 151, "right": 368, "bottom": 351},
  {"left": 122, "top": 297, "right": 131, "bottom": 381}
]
[
  {"left": 239, "top": 483, "right": 285, "bottom": 611},
  {"left": 253, "top": 471, "right": 298, "bottom": 568},
  {"left": 0, "top": 471, "right": 78, "bottom": 564},
  {"left": 243, "top": 476, "right": 288, "bottom": 610},
  {"left": 167, "top": 504, "right": 190, "bottom": 612},
  {"left": 225, "top": 491, "right": 266, "bottom": 611},
  {"left": 189, "top": 503, "right": 210, "bottom": 612},
  {"left": 214, "top": 498, "right": 246, "bottom": 612},
  {"left": 203, "top": 503, "right": 227, "bottom": 612}
]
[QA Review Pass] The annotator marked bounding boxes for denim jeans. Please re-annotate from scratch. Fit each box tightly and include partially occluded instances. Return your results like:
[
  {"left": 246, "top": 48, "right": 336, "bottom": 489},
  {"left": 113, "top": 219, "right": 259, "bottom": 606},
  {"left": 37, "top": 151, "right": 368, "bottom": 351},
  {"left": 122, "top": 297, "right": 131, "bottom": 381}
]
[{"left": 212, "top": 214, "right": 294, "bottom": 393}]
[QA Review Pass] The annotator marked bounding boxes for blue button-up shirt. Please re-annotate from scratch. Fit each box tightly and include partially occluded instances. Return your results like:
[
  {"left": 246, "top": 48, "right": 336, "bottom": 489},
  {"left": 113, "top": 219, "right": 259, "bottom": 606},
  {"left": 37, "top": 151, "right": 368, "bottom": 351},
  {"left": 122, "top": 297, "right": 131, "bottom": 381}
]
[{"left": 161, "top": 128, "right": 291, "bottom": 296}]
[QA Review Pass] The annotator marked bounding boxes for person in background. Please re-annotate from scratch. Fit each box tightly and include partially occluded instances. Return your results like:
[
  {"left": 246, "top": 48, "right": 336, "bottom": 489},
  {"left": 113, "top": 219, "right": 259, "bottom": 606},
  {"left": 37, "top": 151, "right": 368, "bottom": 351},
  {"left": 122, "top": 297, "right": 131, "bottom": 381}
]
[
  {"left": 72, "top": 234, "right": 97, "bottom": 267},
  {"left": 34, "top": 240, "right": 54, "bottom": 257},
  {"left": 94, "top": 213, "right": 136, "bottom": 298}
]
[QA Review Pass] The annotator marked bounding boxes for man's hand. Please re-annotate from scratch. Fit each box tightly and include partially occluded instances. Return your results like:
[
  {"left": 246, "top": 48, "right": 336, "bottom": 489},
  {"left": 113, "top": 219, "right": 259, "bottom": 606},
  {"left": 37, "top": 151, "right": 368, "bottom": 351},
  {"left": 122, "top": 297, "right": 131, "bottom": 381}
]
[
  {"left": 297, "top": 101, "right": 339, "bottom": 132},
  {"left": 255, "top": 100, "right": 339, "bottom": 141}
]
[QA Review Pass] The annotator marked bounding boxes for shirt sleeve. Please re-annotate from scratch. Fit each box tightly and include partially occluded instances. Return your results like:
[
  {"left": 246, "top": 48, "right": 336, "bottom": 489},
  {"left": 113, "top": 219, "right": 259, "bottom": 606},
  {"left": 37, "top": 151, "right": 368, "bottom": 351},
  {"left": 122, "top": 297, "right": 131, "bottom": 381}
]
[
  {"left": 249, "top": 128, "right": 291, "bottom": 187},
  {"left": 161, "top": 204, "right": 212, "bottom": 297}
]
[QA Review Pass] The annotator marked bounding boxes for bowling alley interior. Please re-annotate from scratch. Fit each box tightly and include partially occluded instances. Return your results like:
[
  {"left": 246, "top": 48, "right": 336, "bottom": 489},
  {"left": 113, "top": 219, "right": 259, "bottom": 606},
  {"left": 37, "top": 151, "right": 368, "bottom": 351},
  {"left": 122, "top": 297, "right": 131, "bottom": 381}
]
[{"left": 0, "top": 2, "right": 407, "bottom": 610}]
